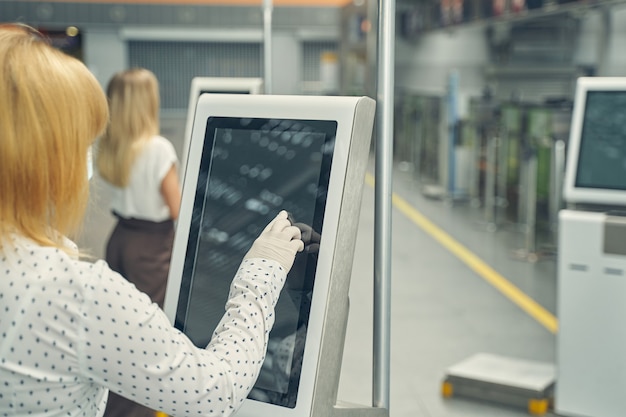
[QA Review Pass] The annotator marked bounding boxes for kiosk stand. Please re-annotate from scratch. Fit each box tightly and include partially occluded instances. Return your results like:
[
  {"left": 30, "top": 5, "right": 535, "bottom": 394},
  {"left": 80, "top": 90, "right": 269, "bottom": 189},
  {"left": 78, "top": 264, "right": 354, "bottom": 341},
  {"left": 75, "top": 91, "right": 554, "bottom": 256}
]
[
  {"left": 556, "top": 77, "right": 626, "bottom": 417},
  {"left": 163, "top": 93, "right": 388, "bottom": 417}
]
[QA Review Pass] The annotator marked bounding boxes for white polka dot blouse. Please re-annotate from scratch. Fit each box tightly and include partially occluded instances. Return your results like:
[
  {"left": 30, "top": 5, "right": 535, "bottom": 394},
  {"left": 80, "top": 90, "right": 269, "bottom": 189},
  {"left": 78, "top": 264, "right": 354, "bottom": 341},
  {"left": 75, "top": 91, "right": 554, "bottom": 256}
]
[{"left": 0, "top": 235, "right": 286, "bottom": 417}]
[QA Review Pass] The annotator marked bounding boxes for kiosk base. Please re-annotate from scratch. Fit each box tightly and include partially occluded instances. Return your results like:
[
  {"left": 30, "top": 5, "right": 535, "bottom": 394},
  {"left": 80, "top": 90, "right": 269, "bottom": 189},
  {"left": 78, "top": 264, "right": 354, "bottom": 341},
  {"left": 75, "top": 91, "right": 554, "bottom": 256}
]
[
  {"left": 441, "top": 353, "right": 555, "bottom": 415},
  {"left": 556, "top": 209, "right": 626, "bottom": 417},
  {"left": 329, "top": 402, "right": 389, "bottom": 417}
]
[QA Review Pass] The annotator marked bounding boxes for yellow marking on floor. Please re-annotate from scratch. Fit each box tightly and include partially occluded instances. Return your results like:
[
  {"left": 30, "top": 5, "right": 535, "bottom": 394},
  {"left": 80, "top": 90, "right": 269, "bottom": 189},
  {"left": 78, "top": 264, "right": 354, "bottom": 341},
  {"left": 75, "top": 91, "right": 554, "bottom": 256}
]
[{"left": 365, "top": 173, "right": 558, "bottom": 334}]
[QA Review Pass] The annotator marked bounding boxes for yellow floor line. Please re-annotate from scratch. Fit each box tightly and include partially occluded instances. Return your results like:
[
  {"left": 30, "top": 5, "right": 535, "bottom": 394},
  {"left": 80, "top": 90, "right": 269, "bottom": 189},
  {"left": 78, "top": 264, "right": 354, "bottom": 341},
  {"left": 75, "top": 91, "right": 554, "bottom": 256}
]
[{"left": 365, "top": 173, "right": 558, "bottom": 334}]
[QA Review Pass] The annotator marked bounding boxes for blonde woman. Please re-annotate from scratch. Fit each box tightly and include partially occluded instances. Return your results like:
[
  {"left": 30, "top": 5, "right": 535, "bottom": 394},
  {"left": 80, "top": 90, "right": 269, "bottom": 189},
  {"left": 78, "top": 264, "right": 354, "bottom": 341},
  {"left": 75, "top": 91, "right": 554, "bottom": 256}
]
[
  {"left": 0, "top": 23, "right": 303, "bottom": 417},
  {"left": 97, "top": 68, "right": 180, "bottom": 311}
]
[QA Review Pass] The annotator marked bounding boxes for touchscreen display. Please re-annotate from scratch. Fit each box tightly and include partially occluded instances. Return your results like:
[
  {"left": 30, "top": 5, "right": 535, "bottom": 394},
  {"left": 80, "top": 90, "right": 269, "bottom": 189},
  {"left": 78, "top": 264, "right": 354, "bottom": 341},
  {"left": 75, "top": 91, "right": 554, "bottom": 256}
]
[
  {"left": 575, "top": 91, "right": 626, "bottom": 191},
  {"left": 175, "top": 116, "right": 337, "bottom": 408}
]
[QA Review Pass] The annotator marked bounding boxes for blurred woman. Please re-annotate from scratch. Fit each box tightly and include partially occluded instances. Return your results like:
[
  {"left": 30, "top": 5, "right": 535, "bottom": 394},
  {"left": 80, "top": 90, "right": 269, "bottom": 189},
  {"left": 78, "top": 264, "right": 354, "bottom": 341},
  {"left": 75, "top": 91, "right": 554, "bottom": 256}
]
[{"left": 97, "top": 68, "right": 180, "bottom": 309}]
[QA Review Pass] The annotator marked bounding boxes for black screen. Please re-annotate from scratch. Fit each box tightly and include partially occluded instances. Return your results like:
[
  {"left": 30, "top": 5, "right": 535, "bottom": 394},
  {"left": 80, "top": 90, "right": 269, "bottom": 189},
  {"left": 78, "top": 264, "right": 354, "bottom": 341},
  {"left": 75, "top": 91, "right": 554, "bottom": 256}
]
[
  {"left": 175, "top": 116, "right": 337, "bottom": 408},
  {"left": 575, "top": 91, "right": 626, "bottom": 191},
  {"left": 199, "top": 89, "right": 251, "bottom": 95}
]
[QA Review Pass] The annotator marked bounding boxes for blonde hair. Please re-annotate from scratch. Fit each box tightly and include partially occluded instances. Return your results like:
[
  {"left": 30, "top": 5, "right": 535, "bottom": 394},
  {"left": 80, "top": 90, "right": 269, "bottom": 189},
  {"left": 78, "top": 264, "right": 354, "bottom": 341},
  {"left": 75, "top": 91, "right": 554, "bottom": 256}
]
[
  {"left": 97, "top": 68, "right": 160, "bottom": 187},
  {"left": 0, "top": 23, "right": 109, "bottom": 251}
]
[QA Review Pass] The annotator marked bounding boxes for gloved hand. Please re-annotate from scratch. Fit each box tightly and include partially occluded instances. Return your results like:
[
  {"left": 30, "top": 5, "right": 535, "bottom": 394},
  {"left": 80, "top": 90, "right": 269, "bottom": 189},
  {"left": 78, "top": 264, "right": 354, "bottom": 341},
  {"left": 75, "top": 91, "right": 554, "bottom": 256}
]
[{"left": 244, "top": 210, "right": 305, "bottom": 271}]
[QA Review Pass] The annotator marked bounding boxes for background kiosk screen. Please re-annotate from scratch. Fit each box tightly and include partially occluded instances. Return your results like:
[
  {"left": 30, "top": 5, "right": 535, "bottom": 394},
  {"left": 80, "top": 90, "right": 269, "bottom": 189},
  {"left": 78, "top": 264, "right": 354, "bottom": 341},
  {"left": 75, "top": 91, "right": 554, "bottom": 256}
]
[
  {"left": 174, "top": 116, "right": 337, "bottom": 408},
  {"left": 575, "top": 91, "right": 626, "bottom": 191}
]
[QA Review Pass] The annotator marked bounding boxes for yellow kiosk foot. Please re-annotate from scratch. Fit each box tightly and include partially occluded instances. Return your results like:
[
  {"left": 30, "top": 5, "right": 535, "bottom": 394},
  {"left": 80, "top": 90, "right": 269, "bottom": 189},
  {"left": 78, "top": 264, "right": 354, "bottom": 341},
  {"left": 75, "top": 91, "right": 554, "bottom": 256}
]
[{"left": 528, "top": 398, "right": 549, "bottom": 415}]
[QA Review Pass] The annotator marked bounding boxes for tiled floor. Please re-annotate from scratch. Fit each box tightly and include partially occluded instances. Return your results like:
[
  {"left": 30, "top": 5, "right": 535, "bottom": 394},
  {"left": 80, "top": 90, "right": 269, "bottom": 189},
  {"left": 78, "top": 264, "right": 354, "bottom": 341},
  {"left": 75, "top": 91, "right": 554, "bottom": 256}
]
[{"left": 78, "top": 114, "right": 559, "bottom": 417}]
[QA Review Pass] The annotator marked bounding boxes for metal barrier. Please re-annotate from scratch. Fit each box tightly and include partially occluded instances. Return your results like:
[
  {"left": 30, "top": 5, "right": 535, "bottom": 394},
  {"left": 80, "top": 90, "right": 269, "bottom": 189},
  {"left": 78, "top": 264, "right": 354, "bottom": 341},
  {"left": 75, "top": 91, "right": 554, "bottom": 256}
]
[
  {"left": 512, "top": 104, "right": 571, "bottom": 262},
  {"left": 466, "top": 97, "right": 504, "bottom": 231},
  {"left": 464, "top": 99, "right": 571, "bottom": 251},
  {"left": 394, "top": 93, "right": 444, "bottom": 196}
]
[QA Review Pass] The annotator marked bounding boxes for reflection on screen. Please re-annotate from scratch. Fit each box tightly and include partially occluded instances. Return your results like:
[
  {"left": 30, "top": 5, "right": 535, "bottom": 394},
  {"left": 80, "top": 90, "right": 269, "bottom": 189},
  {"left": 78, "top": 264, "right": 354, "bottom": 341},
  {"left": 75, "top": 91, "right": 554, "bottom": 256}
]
[
  {"left": 576, "top": 91, "right": 626, "bottom": 191},
  {"left": 175, "top": 116, "right": 337, "bottom": 408}
]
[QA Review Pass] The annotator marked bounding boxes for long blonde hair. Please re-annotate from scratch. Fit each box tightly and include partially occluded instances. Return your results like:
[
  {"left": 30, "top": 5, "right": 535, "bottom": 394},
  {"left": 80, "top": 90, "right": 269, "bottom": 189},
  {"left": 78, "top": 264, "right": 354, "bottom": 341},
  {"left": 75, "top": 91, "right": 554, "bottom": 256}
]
[
  {"left": 97, "top": 68, "right": 160, "bottom": 187},
  {"left": 0, "top": 23, "right": 109, "bottom": 250}
]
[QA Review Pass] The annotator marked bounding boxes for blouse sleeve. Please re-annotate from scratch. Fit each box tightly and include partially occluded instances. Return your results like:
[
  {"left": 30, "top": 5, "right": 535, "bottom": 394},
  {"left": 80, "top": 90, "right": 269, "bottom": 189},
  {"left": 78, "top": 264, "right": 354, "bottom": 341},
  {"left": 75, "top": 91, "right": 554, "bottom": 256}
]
[{"left": 79, "top": 258, "right": 286, "bottom": 417}]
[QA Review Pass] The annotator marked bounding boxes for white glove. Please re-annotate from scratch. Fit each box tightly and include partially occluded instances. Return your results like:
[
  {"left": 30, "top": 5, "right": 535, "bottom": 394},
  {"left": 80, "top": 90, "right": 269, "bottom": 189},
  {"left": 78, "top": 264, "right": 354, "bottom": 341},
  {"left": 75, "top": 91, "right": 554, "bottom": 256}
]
[{"left": 244, "top": 210, "right": 305, "bottom": 271}]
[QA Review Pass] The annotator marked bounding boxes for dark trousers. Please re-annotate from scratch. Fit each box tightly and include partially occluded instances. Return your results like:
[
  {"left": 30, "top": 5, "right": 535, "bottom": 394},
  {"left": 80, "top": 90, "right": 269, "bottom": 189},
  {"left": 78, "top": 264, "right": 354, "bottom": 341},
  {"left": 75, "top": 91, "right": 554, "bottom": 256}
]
[
  {"left": 104, "top": 213, "right": 174, "bottom": 417},
  {"left": 105, "top": 213, "right": 174, "bottom": 308}
]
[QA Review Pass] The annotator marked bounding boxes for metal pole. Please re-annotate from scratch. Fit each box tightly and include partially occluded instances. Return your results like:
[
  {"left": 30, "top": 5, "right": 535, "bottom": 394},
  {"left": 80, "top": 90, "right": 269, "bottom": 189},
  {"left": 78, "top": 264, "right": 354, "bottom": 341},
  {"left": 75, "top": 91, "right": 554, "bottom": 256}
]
[
  {"left": 484, "top": 135, "right": 497, "bottom": 231},
  {"left": 263, "top": 0, "right": 273, "bottom": 94},
  {"left": 447, "top": 71, "right": 459, "bottom": 198},
  {"left": 525, "top": 152, "right": 538, "bottom": 259},
  {"left": 552, "top": 139, "right": 566, "bottom": 237},
  {"left": 374, "top": 0, "right": 394, "bottom": 410}
]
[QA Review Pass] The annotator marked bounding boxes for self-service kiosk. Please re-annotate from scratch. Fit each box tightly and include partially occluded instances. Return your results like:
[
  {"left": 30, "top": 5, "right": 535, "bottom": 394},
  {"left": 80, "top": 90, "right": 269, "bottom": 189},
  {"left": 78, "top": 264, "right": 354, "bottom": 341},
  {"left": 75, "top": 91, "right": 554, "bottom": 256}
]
[
  {"left": 556, "top": 77, "right": 626, "bottom": 417},
  {"left": 164, "top": 93, "right": 388, "bottom": 417},
  {"left": 180, "top": 77, "right": 264, "bottom": 182}
]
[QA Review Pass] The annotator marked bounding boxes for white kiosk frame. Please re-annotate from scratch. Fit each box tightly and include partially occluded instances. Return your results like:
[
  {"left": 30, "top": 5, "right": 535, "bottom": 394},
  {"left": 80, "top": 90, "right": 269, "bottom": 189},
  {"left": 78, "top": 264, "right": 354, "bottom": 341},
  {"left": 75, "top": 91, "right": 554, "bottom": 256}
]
[
  {"left": 562, "top": 77, "right": 626, "bottom": 207},
  {"left": 164, "top": 93, "right": 386, "bottom": 417}
]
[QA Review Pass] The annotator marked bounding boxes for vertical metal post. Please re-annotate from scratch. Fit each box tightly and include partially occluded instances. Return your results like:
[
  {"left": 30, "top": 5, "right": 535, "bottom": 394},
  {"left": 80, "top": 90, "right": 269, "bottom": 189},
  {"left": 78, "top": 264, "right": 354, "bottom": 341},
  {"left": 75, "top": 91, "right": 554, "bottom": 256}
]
[
  {"left": 496, "top": 130, "right": 508, "bottom": 215},
  {"left": 263, "top": 0, "right": 273, "bottom": 94},
  {"left": 551, "top": 139, "right": 566, "bottom": 235},
  {"left": 484, "top": 135, "right": 497, "bottom": 231},
  {"left": 524, "top": 152, "right": 538, "bottom": 259},
  {"left": 374, "top": 0, "right": 394, "bottom": 411},
  {"left": 447, "top": 71, "right": 459, "bottom": 197},
  {"left": 596, "top": 7, "right": 611, "bottom": 76}
]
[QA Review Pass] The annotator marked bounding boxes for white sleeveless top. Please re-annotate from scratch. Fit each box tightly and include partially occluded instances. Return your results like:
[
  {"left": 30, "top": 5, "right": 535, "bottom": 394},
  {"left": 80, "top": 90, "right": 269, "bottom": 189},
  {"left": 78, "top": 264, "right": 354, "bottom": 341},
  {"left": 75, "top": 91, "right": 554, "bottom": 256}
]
[{"left": 108, "top": 135, "right": 178, "bottom": 222}]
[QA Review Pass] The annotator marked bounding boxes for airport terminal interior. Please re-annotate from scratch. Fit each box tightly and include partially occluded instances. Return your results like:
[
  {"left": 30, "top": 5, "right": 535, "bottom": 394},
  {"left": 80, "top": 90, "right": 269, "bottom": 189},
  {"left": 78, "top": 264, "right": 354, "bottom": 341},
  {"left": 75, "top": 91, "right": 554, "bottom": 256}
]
[{"left": 4, "top": 0, "right": 626, "bottom": 416}]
